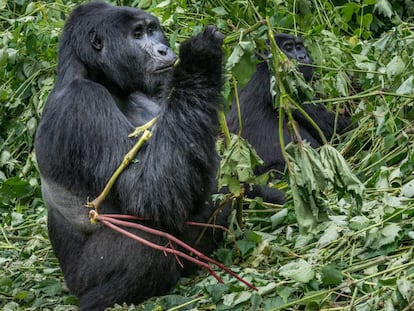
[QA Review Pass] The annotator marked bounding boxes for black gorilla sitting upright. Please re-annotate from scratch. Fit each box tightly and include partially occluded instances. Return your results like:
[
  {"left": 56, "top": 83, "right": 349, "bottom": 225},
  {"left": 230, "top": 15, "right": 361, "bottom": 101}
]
[
  {"left": 35, "top": 2, "right": 226, "bottom": 310},
  {"left": 226, "top": 34, "right": 352, "bottom": 204}
]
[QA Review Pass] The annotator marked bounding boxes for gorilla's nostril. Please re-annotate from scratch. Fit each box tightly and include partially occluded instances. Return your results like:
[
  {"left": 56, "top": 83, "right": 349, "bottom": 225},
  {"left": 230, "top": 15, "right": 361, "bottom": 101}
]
[{"left": 158, "top": 45, "right": 168, "bottom": 56}]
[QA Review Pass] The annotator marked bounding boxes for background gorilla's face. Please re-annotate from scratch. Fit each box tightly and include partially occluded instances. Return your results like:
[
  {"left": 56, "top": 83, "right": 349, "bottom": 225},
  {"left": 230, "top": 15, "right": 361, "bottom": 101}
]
[{"left": 275, "top": 33, "right": 313, "bottom": 81}]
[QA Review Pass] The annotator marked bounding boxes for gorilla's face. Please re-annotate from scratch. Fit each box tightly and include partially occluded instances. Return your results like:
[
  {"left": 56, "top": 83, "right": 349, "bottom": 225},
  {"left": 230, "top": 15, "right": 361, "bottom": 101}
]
[
  {"left": 275, "top": 33, "right": 313, "bottom": 81},
  {"left": 70, "top": 4, "right": 177, "bottom": 96}
]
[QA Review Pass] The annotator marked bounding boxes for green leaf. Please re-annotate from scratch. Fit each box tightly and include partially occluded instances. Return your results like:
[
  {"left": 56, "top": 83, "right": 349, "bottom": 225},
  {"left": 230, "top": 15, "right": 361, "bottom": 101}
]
[
  {"left": 205, "top": 284, "right": 229, "bottom": 303},
  {"left": 361, "top": 13, "right": 373, "bottom": 27},
  {"left": 211, "top": 6, "right": 227, "bottom": 16},
  {"left": 223, "top": 291, "right": 252, "bottom": 307},
  {"left": 279, "top": 259, "right": 315, "bottom": 283},
  {"left": 342, "top": 3, "right": 360, "bottom": 22},
  {"left": 245, "top": 230, "right": 262, "bottom": 243},
  {"left": 37, "top": 278, "right": 62, "bottom": 296},
  {"left": 226, "top": 41, "right": 257, "bottom": 86},
  {"left": 277, "top": 286, "right": 295, "bottom": 303},
  {"left": 321, "top": 264, "right": 343, "bottom": 286},
  {"left": 237, "top": 240, "right": 256, "bottom": 258},
  {"left": 0, "top": 177, "right": 33, "bottom": 201},
  {"left": 138, "top": 0, "right": 152, "bottom": 9}
]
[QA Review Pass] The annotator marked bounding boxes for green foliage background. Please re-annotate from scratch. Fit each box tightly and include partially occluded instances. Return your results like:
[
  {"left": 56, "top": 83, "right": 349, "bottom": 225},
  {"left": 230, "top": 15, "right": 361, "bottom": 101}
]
[{"left": 1, "top": 0, "right": 414, "bottom": 310}]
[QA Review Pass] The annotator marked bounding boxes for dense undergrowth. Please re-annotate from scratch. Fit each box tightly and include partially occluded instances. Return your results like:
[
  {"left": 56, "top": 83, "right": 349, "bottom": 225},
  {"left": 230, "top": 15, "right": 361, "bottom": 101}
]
[{"left": 1, "top": 0, "right": 413, "bottom": 310}]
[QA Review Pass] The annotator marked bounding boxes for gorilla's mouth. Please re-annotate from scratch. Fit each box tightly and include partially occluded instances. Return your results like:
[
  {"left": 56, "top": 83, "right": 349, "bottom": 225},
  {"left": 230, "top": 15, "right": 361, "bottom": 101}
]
[{"left": 154, "top": 61, "right": 176, "bottom": 73}]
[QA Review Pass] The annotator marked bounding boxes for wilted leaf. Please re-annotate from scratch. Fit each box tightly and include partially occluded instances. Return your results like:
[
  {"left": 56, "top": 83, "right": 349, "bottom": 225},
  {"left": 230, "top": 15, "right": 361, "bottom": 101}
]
[
  {"left": 320, "top": 145, "right": 364, "bottom": 206},
  {"left": 286, "top": 142, "right": 331, "bottom": 233},
  {"left": 375, "top": 0, "right": 394, "bottom": 18},
  {"left": 349, "top": 216, "right": 371, "bottom": 230},
  {"left": 396, "top": 76, "right": 414, "bottom": 95},
  {"left": 397, "top": 278, "right": 413, "bottom": 301},
  {"left": 336, "top": 71, "right": 348, "bottom": 96},
  {"left": 217, "top": 134, "right": 265, "bottom": 195},
  {"left": 373, "top": 223, "right": 401, "bottom": 248},
  {"left": 11, "top": 212, "right": 24, "bottom": 226},
  {"left": 257, "top": 282, "right": 277, "bottom": 295},
  {"left": 401, "top": 179, "right": 414, "bottom": 198},
  {"left": 317, "top": 223, "right": 341, "bottom": 247},
  {"left": 386, "top": 56, "right": 405, "bottom": 79},
  {"left": 270, "top": 208, "right": 288, "bottom": 228}
]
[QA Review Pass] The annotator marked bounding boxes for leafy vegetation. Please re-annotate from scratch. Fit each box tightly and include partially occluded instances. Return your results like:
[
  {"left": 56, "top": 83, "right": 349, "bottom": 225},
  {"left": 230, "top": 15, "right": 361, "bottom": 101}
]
[{"left": 1, "top": 0, "right": 414, "bottom": 310}]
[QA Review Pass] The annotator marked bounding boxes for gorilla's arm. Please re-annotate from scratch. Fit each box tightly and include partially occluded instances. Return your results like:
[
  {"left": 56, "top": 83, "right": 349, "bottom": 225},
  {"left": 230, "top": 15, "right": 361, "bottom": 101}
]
[
  {"left": 292, "top": 104, "right": 353, "bottom": 144},
  {"left": 119, "top": 27, "right": 224, "bottom": 231}
]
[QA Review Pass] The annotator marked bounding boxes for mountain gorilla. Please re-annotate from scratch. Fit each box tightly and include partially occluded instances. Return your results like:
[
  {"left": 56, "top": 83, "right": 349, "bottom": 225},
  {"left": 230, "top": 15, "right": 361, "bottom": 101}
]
[
  {"left": 226, "top": 33, "right": 352, "bottom": 204},
  {"left": 35, "top": 2, "right": 227, "bottom": 310}
]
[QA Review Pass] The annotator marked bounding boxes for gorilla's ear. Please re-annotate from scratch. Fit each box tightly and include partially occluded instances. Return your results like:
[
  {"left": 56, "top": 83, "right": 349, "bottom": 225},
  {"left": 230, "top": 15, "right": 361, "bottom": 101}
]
[{"left": 89, "top": 31, "right": 103, "bottom": 51}]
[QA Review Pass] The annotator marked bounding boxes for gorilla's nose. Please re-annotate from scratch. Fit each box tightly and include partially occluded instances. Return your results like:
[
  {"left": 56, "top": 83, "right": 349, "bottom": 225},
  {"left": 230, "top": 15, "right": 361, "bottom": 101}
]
[{"left": 157, "top": 45, "right": 169, "bottom": 56}]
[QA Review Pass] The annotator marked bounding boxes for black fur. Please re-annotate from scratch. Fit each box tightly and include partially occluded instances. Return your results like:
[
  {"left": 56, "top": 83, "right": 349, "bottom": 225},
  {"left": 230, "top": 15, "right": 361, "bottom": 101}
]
[
  {"left": 35, "top": 2, "right": 226, "bottom": 310},
  {"left": 226, "top": 34, "right": 352, "bottom": 204}
]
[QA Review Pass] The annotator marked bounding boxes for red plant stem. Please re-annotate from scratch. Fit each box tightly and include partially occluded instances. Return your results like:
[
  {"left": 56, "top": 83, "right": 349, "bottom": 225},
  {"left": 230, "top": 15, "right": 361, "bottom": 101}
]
[
  {"left": 99, "top": 217, "right": 223, "bottom": 283},
  {"left": 98, "top": 214, "right": 145, "bottom": 220},
  {"left": 97, "top": 214, "right": 257, "bottom": 290}
]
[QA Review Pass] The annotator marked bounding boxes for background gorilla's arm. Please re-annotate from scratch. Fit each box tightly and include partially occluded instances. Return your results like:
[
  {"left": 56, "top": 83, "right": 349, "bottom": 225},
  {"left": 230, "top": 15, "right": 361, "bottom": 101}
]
[{"left": 292, "top": 104, "right": 353, "bottom": 144}]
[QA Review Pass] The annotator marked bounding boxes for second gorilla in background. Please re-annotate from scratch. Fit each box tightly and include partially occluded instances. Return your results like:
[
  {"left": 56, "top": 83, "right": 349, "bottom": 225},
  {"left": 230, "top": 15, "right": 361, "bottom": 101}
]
[{"left": 226, "top": 33, "right": 352, "bottom": 204}]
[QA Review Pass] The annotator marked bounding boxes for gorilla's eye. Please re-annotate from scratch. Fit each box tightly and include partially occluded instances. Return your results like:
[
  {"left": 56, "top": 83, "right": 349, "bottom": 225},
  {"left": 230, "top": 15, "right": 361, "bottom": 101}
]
[
  {"left": 296, "top": 44, "right": 303, "bottom": 51},
  {"left": 283, "top": 43, "right": 293, "bottom": 52},
  {"left": 134, "top": 25, "right": 144, "bottom": 39},
  {"left": 147, "top": 22, "right": 157, "bottom": 35}
]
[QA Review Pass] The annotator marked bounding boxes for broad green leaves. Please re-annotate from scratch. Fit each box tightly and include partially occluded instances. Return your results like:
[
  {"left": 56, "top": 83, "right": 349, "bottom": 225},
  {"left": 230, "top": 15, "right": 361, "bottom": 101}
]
[{"left": 226, "top": 41, "right": 257, "bottom": 87}]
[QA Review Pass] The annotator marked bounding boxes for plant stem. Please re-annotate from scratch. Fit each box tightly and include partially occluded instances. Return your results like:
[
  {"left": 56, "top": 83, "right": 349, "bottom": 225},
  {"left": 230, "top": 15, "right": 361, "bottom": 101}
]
[
  {"left": 223, "top": 20, "right": 266, "bottom": 45},
  {"left": 218, "top": 109, "right": 231, "bottom": 146},
  {"left": 87, "top": 130, "right": 152, "bottom": 214}
]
